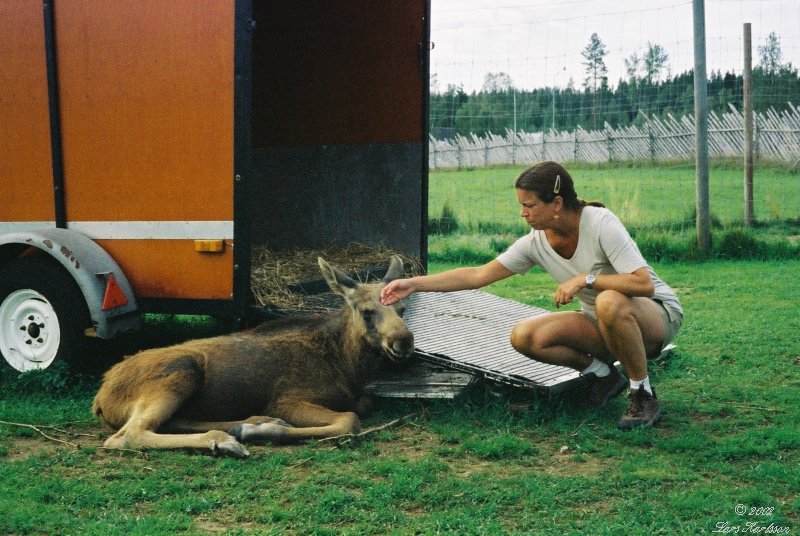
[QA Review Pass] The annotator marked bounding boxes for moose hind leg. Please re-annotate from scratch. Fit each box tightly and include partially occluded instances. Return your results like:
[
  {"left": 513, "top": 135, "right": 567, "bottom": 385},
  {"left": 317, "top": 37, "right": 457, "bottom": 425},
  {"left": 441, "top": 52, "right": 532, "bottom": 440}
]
[
  {"left": 165, "top": 415, "right": 294, "bottom": 445},
  {"left": 104, "top": 396, "right": 249, "bottom": 458},
  {"left": 102, "top": 369, "right": 250, "bottom": 459}
]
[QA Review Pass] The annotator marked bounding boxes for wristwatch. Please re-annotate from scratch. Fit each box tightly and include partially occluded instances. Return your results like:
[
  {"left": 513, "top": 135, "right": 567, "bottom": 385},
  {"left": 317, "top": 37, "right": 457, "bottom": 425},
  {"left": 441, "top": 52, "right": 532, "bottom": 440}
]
[{"left": 585, "top": 273, "right": 597, "bottom": 288}]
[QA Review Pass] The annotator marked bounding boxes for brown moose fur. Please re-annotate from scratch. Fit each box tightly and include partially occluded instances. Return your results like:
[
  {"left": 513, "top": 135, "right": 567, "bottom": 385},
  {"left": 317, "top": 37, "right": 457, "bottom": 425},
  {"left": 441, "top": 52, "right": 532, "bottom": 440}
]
[{"left": 92, "top": 256, "right": 414, "bottom": 458}]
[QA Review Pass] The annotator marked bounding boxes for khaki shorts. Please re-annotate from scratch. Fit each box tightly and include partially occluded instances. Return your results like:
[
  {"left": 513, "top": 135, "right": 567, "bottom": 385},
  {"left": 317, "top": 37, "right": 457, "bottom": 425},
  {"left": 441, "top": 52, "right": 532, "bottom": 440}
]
[{"left": 654, "top": 299, "right": 683, "bottom": 349}]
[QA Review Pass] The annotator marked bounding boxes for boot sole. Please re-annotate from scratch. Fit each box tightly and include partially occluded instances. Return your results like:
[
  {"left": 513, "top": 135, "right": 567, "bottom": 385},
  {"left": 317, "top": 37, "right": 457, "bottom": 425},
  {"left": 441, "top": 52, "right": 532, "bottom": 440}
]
[{"left": 617, "top": 406, "right": 662, "bottom": 430}]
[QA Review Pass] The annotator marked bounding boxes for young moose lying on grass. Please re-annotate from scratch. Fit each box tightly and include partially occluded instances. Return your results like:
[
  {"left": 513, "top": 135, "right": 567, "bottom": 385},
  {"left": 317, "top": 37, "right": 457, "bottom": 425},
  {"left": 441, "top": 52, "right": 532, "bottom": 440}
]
[{"left": 93, "top": 256, "right": 415, "bottom": 458}]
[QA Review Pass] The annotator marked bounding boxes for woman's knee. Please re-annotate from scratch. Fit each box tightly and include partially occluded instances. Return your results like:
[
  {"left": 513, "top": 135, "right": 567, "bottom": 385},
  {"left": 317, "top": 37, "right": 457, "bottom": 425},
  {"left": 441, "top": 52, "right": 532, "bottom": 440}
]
[
  {"left": 595, "top": 290, "right": 633, "bottom": 324},
  {"left": 510, "top": 321, "right": 538, "bottom": 354}
]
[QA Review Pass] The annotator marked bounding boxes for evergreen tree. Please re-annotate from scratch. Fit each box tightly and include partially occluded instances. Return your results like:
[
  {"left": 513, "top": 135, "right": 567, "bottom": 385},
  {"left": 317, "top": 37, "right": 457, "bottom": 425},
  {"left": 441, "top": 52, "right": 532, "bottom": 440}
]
[{"left": 581, "top": 33, "right": 609, "bottom": 93}]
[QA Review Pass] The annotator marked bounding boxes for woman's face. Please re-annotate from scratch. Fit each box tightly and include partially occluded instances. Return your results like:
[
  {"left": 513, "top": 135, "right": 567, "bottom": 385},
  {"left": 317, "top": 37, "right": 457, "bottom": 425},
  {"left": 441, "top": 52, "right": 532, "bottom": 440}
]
[{"left": 516, "top": 188, "right": 554, "bottom": 230}]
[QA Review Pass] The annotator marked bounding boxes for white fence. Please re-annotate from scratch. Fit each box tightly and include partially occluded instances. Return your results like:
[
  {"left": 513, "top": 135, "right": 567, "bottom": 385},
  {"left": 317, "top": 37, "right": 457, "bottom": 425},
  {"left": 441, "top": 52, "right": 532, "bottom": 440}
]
[{"left": 429, "top": 104, "right": 800, "bottom": 169}]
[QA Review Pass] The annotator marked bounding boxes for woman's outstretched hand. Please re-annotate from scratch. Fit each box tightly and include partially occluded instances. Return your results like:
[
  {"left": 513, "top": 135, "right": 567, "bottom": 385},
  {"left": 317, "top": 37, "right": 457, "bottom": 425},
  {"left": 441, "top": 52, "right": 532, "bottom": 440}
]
[{"left": 381, "top": 279, "right": 415, "bottom": 305}]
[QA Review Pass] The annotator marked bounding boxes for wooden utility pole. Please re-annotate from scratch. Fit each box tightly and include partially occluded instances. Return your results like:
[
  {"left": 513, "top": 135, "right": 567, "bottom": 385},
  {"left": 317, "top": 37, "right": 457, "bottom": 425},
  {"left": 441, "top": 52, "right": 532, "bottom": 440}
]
[
  {"left": 693, "top": 0, "right": 711, "bottom": 254},
  {"left": 743, "top": 23, "right": 755, "bottom": 227}
]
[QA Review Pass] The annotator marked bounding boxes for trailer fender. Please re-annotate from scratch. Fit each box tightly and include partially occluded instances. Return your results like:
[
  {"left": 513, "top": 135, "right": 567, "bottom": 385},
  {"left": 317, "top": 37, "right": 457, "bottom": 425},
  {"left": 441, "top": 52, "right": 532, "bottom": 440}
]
[{"left": 0, "top": 227, "right": 140, "bottom": 339}]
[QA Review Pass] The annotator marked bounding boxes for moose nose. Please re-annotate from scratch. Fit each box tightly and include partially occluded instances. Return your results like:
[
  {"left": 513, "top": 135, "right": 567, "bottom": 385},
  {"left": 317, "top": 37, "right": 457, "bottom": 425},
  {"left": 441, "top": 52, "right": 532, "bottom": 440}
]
[{"left": 390, "top": 332, "right": 415, "bottom": 362}]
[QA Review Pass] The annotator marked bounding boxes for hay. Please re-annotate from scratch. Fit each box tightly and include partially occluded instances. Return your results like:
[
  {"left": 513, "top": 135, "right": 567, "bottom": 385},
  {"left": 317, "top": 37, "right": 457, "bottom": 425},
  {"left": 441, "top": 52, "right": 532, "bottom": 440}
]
[{"left": 250, "top": 243, "right": 423, "bottom": 311}]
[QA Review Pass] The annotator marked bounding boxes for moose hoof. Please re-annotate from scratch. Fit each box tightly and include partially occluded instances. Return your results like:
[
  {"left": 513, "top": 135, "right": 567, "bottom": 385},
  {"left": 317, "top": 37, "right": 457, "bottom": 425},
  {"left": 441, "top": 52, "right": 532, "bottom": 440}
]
[
  {"left": 229, "top": 422, "right": 289, "bottom": 444},
  {"left": 210, "top": 438, "right": 250, "bottom": 459}
]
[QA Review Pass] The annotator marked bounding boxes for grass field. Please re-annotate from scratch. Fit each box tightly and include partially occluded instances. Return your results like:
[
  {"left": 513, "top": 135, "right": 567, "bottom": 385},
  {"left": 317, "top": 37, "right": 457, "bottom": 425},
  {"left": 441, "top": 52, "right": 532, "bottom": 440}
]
[
  {"left": 428, "top": 163, "right": 800, "bottom": 266},
  {"left": 429, "top": 162, "right": 800, "bottom": 233},
  {"left": 1, "top": 259, "right": 798, "bottom": 534},
  {"left": 0, "top": 162, "right": 797, "bottom": 534}
]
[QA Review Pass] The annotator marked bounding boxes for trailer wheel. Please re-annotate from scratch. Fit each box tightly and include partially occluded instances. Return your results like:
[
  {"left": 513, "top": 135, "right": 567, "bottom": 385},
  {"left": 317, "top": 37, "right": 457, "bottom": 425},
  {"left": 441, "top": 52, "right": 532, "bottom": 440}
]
[{"left": 0, "top": 256, "right": 89, "bottom": 372}]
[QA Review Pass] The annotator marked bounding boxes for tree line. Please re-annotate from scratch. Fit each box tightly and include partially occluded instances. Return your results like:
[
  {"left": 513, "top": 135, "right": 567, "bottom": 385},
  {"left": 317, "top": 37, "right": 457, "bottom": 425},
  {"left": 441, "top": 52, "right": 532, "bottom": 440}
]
[{"left": 430, "top": 32, "right": 800, "bottom": 139}]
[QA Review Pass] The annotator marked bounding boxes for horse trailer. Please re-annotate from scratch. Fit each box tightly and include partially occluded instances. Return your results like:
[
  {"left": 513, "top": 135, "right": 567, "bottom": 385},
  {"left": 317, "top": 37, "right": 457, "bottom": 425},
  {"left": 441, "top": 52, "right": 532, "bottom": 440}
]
[{"left": 0, "top": 1, "right": 431, "bottom": 371}]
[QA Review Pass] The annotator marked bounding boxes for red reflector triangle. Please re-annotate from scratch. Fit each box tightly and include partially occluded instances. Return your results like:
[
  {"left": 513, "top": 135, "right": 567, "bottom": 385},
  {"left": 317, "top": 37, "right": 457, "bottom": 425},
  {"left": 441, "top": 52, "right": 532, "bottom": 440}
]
[{"left": 102, "top": 274, "right": 129, "bottom": 311}]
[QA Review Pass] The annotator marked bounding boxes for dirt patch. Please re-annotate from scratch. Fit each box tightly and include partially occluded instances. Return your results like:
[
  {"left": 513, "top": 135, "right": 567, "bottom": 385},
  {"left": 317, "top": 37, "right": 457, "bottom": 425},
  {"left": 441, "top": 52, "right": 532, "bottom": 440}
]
[
  {"left": 195, "top": 518, "right": 259, "bottom": 534},
  {"left": 3, "top": 435, "right": 69, "bottom": 462},
  {"left": 0, "top": 421, "right": 106, "bottom": 462}
]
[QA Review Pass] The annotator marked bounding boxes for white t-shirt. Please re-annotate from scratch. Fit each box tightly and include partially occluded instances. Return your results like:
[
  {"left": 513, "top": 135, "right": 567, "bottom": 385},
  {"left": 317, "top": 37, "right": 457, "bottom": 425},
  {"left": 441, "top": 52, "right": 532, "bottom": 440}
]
[{"left": 496, "top": 206, "right": 683, "bottom": 321}]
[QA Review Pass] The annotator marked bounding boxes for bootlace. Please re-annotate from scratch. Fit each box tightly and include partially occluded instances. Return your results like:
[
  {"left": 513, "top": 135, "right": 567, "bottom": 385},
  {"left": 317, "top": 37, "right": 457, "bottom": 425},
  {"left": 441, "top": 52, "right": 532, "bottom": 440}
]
[{"left": 625, "top": 388, "right": 646, "bottom": 416}]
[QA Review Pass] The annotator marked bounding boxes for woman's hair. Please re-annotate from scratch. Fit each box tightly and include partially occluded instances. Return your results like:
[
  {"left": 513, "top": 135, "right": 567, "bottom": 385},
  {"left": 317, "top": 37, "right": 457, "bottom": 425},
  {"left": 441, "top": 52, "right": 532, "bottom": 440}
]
[{"left": 514, "top": 161, "right": 604, "bottom": 210}]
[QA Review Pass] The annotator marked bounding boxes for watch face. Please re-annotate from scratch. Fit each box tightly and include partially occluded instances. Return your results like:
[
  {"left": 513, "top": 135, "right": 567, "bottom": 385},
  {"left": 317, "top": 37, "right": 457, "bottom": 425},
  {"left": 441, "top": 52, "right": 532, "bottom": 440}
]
[{"left": 586, "top": 274, "right": 596, "bottom": 285}]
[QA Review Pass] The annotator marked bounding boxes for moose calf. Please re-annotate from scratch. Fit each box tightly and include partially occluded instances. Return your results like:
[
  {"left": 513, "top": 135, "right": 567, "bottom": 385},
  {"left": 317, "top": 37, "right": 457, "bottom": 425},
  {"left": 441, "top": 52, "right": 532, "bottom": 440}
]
[{"left": 93, "top": 256, "right": 415, "bottom": 458}]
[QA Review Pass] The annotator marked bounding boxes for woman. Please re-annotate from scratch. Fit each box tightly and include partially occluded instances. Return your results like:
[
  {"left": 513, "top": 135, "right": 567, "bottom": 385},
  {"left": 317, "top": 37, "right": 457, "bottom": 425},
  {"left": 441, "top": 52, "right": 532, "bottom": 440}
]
[{"left": 381, "top": 161, "right": 683, "bottom": 429}]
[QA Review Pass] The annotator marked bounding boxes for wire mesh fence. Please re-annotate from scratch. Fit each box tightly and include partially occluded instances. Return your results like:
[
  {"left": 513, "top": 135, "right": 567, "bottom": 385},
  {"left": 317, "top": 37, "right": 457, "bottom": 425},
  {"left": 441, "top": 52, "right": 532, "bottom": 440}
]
[{"left": 427, "top": 1, "right": 800, "bottom": 235}]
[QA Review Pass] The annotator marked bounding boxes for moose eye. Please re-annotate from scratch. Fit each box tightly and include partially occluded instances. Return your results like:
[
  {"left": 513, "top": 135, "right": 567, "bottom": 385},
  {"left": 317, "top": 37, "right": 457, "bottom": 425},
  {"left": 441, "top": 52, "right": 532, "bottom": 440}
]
[{"left": 361, "top": 310, "right": 376, "bottom": 325}]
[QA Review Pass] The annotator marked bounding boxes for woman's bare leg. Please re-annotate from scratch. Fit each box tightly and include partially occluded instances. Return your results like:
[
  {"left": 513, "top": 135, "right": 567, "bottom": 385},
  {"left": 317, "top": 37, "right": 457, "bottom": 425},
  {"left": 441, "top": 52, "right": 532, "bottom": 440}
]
[
  {"left": 510, "top": 311, "right": 610, "bottom": 370},
  {"left": 594, "top": 292, "right": 666, "bottom": 381}
]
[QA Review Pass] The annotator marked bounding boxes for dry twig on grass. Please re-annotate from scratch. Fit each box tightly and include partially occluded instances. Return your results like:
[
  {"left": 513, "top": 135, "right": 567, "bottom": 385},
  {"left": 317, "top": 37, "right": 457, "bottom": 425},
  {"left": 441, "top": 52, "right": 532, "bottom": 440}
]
[
  {"left": 0, "top": 419, "right": 80, "bottom": 449},
  {"left": 0, "top": 419, "right": 147, "bottom": 456},
  {"left": 316, "top": 413, "right": 417, "bottom": 447}
]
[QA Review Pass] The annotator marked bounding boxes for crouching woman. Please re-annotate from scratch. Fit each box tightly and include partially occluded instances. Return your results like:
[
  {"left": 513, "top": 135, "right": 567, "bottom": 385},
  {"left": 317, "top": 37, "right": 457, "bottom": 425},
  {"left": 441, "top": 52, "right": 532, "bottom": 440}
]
[{"left": 381, "top": 161, "right": 683, "bottom": 429}]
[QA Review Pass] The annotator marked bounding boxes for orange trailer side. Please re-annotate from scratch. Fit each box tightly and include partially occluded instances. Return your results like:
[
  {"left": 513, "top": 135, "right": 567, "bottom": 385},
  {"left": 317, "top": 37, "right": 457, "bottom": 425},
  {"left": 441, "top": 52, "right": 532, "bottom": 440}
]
[
  {"left": 0, "top": 0, "right": 55, "bottom": 225},
  {"left": 55, "top": 0, "right": 235, "bottom": 300}
]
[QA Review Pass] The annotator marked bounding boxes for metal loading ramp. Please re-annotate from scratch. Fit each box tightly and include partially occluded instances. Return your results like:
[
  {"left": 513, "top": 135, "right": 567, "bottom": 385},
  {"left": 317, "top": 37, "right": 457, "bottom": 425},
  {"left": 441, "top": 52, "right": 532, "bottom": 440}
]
[{"left": 402, "top": 290, "right": 581, "bottom": 393}]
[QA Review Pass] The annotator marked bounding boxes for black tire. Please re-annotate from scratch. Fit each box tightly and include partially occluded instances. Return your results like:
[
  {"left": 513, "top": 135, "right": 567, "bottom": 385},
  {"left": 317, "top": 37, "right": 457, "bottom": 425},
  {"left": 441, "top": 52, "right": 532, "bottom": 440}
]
[{"left": 0, "top": 255, "right": 90, "bottom": 372}]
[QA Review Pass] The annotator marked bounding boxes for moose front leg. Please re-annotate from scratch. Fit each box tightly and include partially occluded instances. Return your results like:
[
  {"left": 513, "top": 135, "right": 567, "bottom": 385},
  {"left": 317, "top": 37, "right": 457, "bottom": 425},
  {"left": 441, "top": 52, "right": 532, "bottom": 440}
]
[
  {"left": 162, "top": 415, "right": 292, "bottom": 434},
  {"left": 230, "top": 400, "right": 361, "bottom": 444}
]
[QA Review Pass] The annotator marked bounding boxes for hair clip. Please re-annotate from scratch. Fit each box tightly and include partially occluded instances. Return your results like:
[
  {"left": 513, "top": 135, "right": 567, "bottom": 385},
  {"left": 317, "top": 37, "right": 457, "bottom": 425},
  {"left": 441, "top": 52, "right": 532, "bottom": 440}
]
[{"left": 553, "top": 175, "right": 561, "bottom": 194}]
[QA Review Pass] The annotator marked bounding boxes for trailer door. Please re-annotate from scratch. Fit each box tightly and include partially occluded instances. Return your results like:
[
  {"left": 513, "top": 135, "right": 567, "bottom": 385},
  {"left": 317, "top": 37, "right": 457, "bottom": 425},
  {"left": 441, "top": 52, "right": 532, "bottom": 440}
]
[
  {"left": 0, "top": 1, "right": 56, "bottom": 231},
  {"left": 53, "top": 0, "right": 236, "bottom": 307}
]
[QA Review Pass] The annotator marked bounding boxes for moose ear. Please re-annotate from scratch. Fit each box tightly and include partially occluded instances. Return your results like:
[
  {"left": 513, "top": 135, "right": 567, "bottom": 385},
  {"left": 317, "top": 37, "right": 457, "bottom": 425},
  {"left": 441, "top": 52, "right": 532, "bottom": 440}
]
[
  {"left": 318, "top": 257, "right": 357, "bottom": 296},
  {"left": 382, "top": 255, "right": 405, "bottom": 284}
]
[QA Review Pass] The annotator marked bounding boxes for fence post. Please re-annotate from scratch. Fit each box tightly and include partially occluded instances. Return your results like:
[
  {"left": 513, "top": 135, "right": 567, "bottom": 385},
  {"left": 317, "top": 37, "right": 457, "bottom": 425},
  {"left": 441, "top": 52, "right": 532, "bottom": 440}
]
[
  {"left": 693, "top": 0, "right": 712, "bottom": 255},
  {"left": 606, "top": 125, "right": 613, "bottom": 162},
  {"left": 743, "top": 23, "right": 754, "bottom": 227}
]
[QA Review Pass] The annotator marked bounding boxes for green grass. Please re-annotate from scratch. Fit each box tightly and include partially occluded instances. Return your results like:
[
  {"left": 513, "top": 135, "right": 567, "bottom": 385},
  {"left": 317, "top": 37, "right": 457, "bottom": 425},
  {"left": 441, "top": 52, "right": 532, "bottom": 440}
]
[
  {"left": 428, "top": 162, "right": 799, "bottom": 264},
  {"left": 429, "top": 162, "right": 800, "bottom": 232},
  {"left": 1, "top": 260, "right": 798, "bottom": 534},
  {"left": 428, "top": 220, "right": 800, "bottom": 265}
]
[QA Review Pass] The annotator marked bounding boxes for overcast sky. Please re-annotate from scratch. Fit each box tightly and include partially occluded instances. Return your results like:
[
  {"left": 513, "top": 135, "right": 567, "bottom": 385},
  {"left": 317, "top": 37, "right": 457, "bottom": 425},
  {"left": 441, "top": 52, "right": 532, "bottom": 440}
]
[{"left": 430, "top": 0, "right": 800, "bottom": 92}]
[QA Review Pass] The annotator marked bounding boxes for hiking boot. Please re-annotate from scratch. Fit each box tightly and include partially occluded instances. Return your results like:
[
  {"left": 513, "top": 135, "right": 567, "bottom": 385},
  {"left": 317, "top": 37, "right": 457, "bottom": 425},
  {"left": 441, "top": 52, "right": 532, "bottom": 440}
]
[
  {"left": 584, "top": 365, "right": 627, "bottom": 407},
  {"left": 617, "top": 386, "right": 662, "bottom": 430}
]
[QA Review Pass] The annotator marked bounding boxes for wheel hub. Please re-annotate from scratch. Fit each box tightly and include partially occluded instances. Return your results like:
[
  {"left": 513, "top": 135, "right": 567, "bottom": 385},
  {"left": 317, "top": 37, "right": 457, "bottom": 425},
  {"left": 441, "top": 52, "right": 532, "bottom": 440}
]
[
  {"left": 0, "top": 289, "right": 61, "bottom": 371},
  {"left": 23, "top": 316, "right": 46, "bottom": 343}
]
